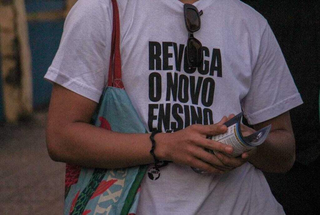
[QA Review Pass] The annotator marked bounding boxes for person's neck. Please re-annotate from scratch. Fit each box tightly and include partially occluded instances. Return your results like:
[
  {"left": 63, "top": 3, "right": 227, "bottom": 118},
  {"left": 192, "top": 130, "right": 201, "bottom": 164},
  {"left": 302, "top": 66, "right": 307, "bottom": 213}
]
[{"left": 180, "top": 0, "right": 198, "bottom": 4}]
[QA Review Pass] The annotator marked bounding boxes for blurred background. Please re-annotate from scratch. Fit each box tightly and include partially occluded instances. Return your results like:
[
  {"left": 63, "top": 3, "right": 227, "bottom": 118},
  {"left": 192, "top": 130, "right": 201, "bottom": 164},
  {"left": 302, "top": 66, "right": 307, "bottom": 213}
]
[{"left": 0, "top": 0, "right": 319, "bottom": 214}]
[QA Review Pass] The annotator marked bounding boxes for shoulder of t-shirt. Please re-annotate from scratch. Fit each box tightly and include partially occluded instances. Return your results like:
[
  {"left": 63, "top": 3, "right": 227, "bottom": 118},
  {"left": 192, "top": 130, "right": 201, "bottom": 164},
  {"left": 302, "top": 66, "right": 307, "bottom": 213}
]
[
  {"left": 220, "top": 0, "right": 269, "bottom": 29},
  {"left": 76, "top": 0, "right": 112, "bottom": 8},
  {"left": 63, "top": 0, "right": 114, "bottom": 34},
  {"left": 70, "top": 0, "right": 112, "bottom": 18}
]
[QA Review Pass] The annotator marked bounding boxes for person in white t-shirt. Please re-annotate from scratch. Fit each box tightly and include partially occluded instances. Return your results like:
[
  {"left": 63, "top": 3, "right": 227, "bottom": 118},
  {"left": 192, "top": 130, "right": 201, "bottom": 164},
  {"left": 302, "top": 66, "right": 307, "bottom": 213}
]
[{"left": 45, "top": 0, "right": 303, "bottom": 214}]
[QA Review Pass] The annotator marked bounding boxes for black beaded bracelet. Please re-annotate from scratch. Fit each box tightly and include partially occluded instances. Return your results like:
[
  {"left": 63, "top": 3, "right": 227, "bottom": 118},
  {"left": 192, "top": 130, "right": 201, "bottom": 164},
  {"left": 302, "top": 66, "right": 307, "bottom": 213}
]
[{"left": 149, "top": 130, "right": 161, "bottom": 169}]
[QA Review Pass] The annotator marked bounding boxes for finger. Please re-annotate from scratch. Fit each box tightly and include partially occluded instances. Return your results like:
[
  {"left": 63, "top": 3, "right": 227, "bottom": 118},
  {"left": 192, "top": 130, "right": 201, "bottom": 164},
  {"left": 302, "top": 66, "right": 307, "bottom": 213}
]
[
  {"left": 196, "top": 124, "right": 228, "bottom": 137},
  {"left": 188, "top": 157, "right": 225, "bottom": 175},
  {"left": 240, "top": 124, "right": 256, "bottom": 137},
  {"left": 201, "top": 138, "right": 234, "bottom": 155},
  {"left": 227, "top": 114, "right": 235, "bottom": 120},
  {"left": 217, "top": 116, "right": 228, "bottom": 125},
  {"left": 241, "top": 148, "right": 257, "bottom": 159},
  {"left": 193, "top": 148, "right": 234, "bottom": 171},
  {"left": 241, "top": 152, "right": 249, "bottom": 159},
  {"left": 215, "top": 151, "right": 246, "bottom": 168}
]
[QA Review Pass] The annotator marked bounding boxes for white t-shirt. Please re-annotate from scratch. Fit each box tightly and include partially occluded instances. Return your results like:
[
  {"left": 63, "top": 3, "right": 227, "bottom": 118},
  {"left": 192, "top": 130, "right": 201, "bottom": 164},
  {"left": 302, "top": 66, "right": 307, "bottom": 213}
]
[{"left": 45, "top": 0, "right": 303, "bottom": 214}]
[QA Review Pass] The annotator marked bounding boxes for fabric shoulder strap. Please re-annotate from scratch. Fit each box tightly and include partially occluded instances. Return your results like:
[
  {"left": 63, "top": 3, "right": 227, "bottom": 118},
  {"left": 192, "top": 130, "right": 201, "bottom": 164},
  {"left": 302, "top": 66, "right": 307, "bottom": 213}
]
[{"left": 108, "top": 0, "right": 124, "bottom": 88}]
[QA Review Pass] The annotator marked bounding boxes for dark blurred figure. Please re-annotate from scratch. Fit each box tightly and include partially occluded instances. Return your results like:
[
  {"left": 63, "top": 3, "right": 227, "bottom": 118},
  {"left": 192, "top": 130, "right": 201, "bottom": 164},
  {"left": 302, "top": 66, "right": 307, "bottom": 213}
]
[{"left": 243, "top": 0, "right": 320, "bottom": 214}]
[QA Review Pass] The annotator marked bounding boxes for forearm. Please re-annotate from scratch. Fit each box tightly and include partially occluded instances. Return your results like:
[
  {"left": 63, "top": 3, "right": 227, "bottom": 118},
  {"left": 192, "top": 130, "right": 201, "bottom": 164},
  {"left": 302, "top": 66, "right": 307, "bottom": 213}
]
[
  {"left": 248, "top": 129, "right": 296, "bottom": 173},
  {"left": 47, "top": 119, "right": 235, "bottom": 173},
  {"left": 47, "top": 122, "right": 154, "bottom": 169},
  {"left": 46, "top": 85, "right": 235, "bottom": 173}
]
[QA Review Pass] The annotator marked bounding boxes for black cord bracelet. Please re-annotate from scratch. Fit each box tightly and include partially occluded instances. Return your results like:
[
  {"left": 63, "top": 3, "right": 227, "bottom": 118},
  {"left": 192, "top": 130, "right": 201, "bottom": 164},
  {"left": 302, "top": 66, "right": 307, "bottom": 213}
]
[{"left": 149, "top": 130, "right": 161, "bottom": 169}]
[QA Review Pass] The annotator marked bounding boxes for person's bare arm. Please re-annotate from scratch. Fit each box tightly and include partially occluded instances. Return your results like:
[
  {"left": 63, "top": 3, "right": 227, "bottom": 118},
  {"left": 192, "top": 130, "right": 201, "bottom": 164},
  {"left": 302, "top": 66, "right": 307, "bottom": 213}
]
[
  {"left": 212, "top": 112, "right": 295, "bottom": 173},
  {"left": 248, "top": 112, "right": 296, "bottom": 173},
  {"left": 46, "top": 84, "right": 234, "bottom": 173},
  {"left": 46, "top": 84, "right": 154, "bottom": 169}
]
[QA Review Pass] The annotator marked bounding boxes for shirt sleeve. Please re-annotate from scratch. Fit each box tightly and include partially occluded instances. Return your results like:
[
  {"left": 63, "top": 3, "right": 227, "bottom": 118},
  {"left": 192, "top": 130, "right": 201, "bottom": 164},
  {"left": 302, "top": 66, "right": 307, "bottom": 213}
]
[
  {"left": 44, "top": 0, "right": 112, "bottom": 103},
  {"left": 241, "top": 23, "right": 303, "bottom": 125}
]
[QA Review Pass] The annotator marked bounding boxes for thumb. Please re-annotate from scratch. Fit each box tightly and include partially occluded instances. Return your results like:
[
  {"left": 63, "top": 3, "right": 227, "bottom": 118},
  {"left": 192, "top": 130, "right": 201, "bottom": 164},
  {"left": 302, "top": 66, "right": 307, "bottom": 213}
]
[
  {"left": 217, "top": 116, "right": 228, "bottom": 125},
  {"left": 204, "top": 123, "right": 227, "bottom": 137}
]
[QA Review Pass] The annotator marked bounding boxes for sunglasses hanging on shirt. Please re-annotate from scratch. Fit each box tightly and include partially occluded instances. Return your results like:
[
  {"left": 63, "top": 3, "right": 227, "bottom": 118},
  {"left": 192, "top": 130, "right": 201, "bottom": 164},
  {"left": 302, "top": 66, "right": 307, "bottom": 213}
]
[{"left": 184, "top": 4, "right": 204, "bottom": 68}]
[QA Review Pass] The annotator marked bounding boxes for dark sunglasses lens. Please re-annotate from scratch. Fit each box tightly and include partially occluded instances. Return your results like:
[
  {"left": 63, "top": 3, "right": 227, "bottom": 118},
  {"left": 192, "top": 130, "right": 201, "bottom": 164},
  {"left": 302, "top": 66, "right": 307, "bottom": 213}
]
[
  {"left": 187, "top": 38, "right": 203, "bottom": 67},
  {"left": 185, "top": 8, "right": 200, "bottom": 32}
]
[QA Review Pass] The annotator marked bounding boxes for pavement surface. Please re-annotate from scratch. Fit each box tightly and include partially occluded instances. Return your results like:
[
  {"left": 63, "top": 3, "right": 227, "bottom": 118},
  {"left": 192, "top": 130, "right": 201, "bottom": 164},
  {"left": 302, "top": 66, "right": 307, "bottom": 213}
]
[{"left": 0, "top": 111, "right": 65, "bottom": 215}]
